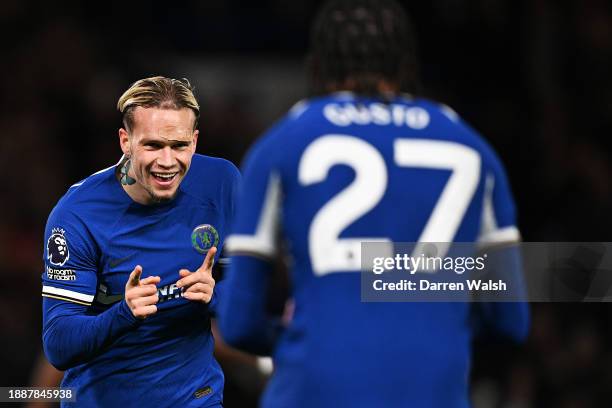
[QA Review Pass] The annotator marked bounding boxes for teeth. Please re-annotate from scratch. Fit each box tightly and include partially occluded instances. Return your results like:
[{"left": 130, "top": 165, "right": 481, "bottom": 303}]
[{"left": 152, "top": 172, "right": 176, "bottom": 180}]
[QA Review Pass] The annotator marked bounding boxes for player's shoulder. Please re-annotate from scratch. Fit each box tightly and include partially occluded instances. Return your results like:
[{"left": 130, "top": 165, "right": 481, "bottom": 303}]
[
  {"left": 48, "top": 163, "right": 121, "bottom": 232},
  {"left": 187, "top": 154, "right": 240, "bottom": 182},
  {"left": 181, "top": 154, "right": 241, "bottom": 204},
  {"left": 245, "top": 95, "right": 348, "bottom": 154},
  {"left": 241, "top": 94, "right": 458, "bottom": 165},
  {"left": 246, "top": 93, "right": 505, "bottom": 168},
  {"left": 54, "top": 164, "right": 119, "bottom": 212},
  {"left": 270, "top": 92, "right": 467, "bottom": 133},
  {"left": 413, "top": 97, "right": 507, "bottom": 167}
]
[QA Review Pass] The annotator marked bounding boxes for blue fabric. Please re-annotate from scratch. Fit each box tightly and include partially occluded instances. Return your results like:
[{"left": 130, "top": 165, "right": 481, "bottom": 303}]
[
  {"left": 221, "top": 94, "right": 529, "bottom": 408},
  {"left": 42, "top": 154, "right": 240, "bottom": 407}
]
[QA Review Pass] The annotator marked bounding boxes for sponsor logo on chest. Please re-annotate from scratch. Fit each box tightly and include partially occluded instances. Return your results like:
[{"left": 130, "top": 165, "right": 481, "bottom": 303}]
[{"left": 158, "top": 283, "right": 184, "bottom": 303}]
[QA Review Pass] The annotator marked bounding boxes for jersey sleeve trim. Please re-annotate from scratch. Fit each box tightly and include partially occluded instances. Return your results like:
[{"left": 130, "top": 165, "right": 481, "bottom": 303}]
[
  {"left": 225, "top": 172, "right": 281, "bottom": 259},
  {"left": 42, "top": 294, "right": 91, "bottom": 306},
  {"left": 477, "top": 225, "right": 521, "bottom": 246},
  {"left": 42, "top": 285, "right": 94, "bottom": 306},
  {"left": 477, "top": 172, "right": 520, "bottom": 246},
  {"left": 479, "top": 174, "right": 498, "bottom": 234}
]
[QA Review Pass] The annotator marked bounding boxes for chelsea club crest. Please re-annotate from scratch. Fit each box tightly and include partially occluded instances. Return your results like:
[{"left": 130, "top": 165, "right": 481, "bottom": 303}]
[{"left": 191, "top": 224, "right": 219, "bottom": 254}]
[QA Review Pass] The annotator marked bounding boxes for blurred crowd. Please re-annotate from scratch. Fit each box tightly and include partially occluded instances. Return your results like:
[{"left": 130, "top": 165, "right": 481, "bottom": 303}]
[{"left": 0, "top": 0, "right": 611, "bottom": 407}]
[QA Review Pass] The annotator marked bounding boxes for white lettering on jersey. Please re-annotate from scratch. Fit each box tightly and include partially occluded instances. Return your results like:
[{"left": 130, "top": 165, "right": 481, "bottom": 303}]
[{"left": 323, "top": 103, "right": 430, "bottom": 129}]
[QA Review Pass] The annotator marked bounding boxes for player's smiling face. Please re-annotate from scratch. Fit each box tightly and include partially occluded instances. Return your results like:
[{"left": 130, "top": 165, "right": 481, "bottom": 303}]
[{"left": 119, "top": 106, "right": 198, "bottom": 205}]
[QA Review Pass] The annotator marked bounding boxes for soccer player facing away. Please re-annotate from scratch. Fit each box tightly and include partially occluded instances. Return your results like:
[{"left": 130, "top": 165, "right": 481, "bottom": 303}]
[
  {"left": 220, "top": 1, "right": 529, "bottom": 407},
  {"left": 42, "top": 77, "right": 240, "bottom": 407}
]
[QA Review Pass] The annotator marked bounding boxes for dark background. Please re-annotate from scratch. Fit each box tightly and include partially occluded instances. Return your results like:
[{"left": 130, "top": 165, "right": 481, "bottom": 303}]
[{"left": 1, "top": 0, "right": 611, "bottom": 407}]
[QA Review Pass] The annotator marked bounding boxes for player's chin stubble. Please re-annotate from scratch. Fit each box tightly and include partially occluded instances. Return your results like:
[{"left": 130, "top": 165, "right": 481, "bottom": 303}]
[
  {"left": 144, "top": 177, "right": 180, "bottom": 204},
  {"left": 149, "top": 192, "right": 176, "bottom": 204}
]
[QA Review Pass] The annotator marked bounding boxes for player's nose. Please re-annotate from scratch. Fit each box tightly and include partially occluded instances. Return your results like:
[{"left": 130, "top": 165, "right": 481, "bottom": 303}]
[{"left": 156, "top": 146, "right": 175, "bottom": 167}]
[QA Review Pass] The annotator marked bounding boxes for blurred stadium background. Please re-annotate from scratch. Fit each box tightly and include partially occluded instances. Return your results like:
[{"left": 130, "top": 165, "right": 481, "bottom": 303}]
[{"left": 1, "top": 0, "right": 611, "bottom": 406}]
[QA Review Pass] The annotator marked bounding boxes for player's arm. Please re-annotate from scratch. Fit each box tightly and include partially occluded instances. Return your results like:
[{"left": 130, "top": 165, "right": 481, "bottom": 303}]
[
  {"left": 41, "top": 209, "right": 159, "bottom": 370},
  {"left": 43, "top": 265, "right": 160, "bottom": 370},
  {"left": 219, "top": 255, "right": 282, "bottom": 355},
  {"left": 473, "top": 158, "right": 530, "bottom": 342},
  {"left": 473, "top": 244, "right": 529, "bottom": 342},
  {"left": 218, "top": 140, "right": 284, "bottom": 355}
]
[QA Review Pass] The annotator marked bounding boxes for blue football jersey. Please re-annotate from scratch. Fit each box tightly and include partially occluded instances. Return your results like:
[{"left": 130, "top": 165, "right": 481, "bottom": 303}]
[
  {"left": 221, "top": 93, "right": 527, "bottom": 408},
  {"left": 42, "top": 154, "right": 240, "bottom": 407}
]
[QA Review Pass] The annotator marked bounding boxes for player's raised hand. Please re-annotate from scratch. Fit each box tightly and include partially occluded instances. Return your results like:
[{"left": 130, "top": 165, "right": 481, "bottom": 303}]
[
  {"left": 176, "top": 246, "right": 217, "bottom": 304},
  {"left": 124, "top": 265, "right": 161, "bottom": 319}
]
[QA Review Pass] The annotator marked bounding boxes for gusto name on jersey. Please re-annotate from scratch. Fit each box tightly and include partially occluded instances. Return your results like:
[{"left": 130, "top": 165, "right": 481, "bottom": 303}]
[{"left": 323, "top": 102, "right": 430, "bottom": 129}]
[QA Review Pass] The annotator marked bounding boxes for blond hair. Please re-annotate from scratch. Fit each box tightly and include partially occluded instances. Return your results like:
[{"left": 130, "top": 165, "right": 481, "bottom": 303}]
[{"left": 117, "top": 76, "right": 200, "bottom": 132}]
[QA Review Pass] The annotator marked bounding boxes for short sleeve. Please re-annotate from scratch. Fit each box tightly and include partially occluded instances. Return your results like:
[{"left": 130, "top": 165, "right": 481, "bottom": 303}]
[{"left": 42, "top": 205, "right": 99, "bottom": 306}]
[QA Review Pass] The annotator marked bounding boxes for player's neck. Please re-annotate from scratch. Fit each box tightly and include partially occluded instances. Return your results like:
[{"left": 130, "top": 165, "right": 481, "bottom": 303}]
[
  {"left": 122, "top": 183, "right": 150, "bottom": 206},
  {"left": 116, "top": 162, "right": 154, "bottom": 206},
  {"left": 328, "top": 79, "right": 399, "bottom": 95}
]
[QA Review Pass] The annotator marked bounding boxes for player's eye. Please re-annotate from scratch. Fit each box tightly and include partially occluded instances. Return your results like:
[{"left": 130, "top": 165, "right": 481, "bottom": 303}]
[
  {"left": 173, "top": 143, "right": 190, "bottom": 150},
  {"left": 144, "top": 142, "right": 163, "bottom": 149}
]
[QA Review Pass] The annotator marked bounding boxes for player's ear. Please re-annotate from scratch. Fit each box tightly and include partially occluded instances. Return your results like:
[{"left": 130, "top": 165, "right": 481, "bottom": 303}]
[
  {"left": 119, "top": 128, "right": 131, "bottom": 156},
  {"left": 192, "top": 129, "right": 199, "bottom": 152}
]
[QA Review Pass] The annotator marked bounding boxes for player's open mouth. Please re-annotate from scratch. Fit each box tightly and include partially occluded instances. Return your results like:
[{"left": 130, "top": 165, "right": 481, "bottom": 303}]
[{"left": 151, "top": 172, "right": 178, "bottom": 185}]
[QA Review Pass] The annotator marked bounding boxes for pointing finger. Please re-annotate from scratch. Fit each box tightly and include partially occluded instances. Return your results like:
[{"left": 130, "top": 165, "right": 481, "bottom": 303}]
[
  {"left": 126, "top": 265, "right": 142, "bottom": 289},
  {"left": 200, "top": 246, "right": 217, "bottom": 274}
]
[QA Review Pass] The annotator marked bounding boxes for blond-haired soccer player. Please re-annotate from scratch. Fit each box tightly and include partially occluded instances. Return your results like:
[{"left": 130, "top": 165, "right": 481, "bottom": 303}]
[{"left": 42, "top": 77, "right": 239, "bottom": 407}]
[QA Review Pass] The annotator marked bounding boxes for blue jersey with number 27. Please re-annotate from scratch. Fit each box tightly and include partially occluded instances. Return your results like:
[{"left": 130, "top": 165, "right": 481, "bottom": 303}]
[{"left": 221, "top": 93, "right": 529, "bottom": 408}]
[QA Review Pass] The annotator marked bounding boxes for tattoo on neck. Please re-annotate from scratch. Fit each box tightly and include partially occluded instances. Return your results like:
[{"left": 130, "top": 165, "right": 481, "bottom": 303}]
[{"left": 120, "top": 159, "right": 136, "bottom": 186}]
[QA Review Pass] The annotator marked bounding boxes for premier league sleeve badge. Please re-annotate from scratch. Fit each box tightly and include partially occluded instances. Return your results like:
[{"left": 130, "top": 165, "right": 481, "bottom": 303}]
[{"left": 47, "top": 228, "right": 70, "bottom": 266}]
